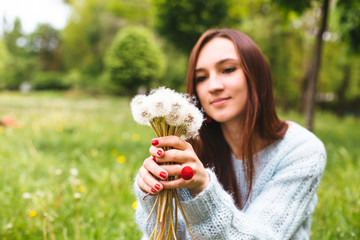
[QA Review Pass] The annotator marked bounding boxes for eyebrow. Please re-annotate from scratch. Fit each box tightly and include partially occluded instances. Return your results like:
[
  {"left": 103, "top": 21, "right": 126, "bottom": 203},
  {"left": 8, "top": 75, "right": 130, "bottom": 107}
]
[{"left": 195, "top": 58, "right": 239, "bottom": 73}]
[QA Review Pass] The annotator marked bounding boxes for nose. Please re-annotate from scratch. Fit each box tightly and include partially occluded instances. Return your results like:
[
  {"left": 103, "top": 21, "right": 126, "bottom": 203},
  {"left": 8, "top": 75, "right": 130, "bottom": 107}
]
[{"left": 207, "top": 73, "right": 224, "bottom": 93}]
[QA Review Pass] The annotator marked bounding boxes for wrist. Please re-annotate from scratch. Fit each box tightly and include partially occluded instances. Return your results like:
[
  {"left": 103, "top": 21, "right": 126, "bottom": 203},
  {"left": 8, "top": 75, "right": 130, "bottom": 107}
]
[{"left": 188, "top": 171, "right": 210, "bottom": 197}]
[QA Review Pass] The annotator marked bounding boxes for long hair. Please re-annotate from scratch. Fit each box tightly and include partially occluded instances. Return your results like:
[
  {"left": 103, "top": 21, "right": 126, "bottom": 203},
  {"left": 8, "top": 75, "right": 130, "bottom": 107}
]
[{"left": 186, "top": 29, "right": 288, "bottom": 209}]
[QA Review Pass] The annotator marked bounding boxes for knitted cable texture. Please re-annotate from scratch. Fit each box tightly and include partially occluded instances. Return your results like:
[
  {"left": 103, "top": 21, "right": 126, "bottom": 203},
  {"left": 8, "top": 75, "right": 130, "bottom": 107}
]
[{"left": 133, "top": 121, "right": 326, "bottom": 240}]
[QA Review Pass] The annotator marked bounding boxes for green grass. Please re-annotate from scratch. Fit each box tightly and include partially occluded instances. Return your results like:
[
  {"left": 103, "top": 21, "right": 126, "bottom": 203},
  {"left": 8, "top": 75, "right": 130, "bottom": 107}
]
[{"left": 0, "top": 91, "right": 359, "bottom": 239}]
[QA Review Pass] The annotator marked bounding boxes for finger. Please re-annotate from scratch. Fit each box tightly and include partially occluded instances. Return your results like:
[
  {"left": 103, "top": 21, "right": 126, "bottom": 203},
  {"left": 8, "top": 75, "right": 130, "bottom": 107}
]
[
  {"left": 151, "top": 136, "right": 190, "bottom": 151},
  {"left": 160, "top": 178, "right": 187, "bottom": 189},
  {"left": 143, "top": 157, "right": 168, "bottom": 180},
  {"left": 159, "top": 164, "right": 182, "bottom": 177},
  {"left": 137, "top": 172, "right": 157, "bottom": 194},
  {"left": 149, "top": 146, "right": 164, "bottom": 158},
  {"left": 138, "top": 160, "right": 165, "bottom": 193}
]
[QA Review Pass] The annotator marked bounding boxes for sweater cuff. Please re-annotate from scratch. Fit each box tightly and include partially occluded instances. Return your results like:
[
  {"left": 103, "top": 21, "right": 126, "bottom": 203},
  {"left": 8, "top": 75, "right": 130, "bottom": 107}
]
[
  {"left": 133, "top": 176, "right": 157, "bottom": 212},
  {"left": 179, "top": 168, "right": 236, "bottom": 224}
]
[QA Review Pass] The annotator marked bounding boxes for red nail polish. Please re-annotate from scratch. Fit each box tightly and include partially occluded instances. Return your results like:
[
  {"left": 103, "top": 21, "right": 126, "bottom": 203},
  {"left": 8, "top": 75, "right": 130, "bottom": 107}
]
[
  {"left": 157, "top": 150, "right": 162, "bottom": 156},
  {"left": 159, "top": 171, "right": 167, "bottom": 179},
  {"left": 152, "top": 139, "right": 159, "bottom": 145},
  {"left": 155, "top": 184, "right": 160, "bottom": 190},
  {"left": 152, "top": 156, "right": 156, "bottom": 162},
  {"left": 151, "top": 188, "right": 156, "bottom": 193}
]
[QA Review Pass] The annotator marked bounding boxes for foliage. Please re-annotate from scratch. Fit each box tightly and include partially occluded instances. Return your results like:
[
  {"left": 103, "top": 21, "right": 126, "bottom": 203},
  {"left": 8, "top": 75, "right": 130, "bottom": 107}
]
[
  {"left": 0, "top": 0, "right": 359, "bottom": 114},
  {"left": 105, "top": 26, "right": 165, "bottom": 95},
  {"left": 62, "top": 0, "right": 111, "bottom": 77},
  {"left": 26, "top": 24, "right": 63, "bottom": 71},
  {"left": 0, "top": 93, "right": 359, "bottom": 239},
  {"left": 152, "top": 0, "right": 240, "bottom": 53},
  {"left": 336, "top": 0, "right": 360, "bottom": 53},
  {"left": 32, "top": 72, "right": 70, "bottom": 90}
]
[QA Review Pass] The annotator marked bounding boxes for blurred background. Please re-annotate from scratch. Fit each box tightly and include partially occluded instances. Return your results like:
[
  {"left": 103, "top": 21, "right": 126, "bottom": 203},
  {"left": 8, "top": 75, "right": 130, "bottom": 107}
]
[
  {"left": 0, "top": 0, "right": 359, "bottom": 119},
  {"left": 0, "top": 0, "right": 359, "bottom": 239}
]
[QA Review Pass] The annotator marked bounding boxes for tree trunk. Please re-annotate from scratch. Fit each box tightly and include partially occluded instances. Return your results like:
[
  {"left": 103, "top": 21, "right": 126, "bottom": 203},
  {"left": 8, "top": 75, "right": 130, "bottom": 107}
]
[
  {"left": 303, "top": 0, "right": 330, "bottom": 131},
  {"left": 335, "top": 64, "right": 351, "bottom": 117}
]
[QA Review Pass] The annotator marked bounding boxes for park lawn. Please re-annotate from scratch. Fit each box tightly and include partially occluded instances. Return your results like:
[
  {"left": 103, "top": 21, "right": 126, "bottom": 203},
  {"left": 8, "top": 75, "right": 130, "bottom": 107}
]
[{"left": 0, "top": 91, "right": 359, "bottom": 239}]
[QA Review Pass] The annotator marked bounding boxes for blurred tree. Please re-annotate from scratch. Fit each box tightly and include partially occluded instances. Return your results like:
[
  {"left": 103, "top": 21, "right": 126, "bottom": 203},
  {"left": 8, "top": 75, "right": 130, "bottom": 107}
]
[
  {"left": 26, "top": 24, "right": 63, "bottom": 71},
  {"left": 105, "top": 26, "right": 165, "bottom": 95},
  {"left": 62, "top": 0, "right": 152, "bottom": 90},
  {"left": 62, "top": 0, "right": 107, "bottom": 79},
  {"left": 1, "top": 18, "right": 36, "bottom": 89},
  {"left": 152, "top": 0, "right": 240, "bottom": 53},
  {"left": 333, "top": 0, "right": 360, "bottom": 117},
  {"left": 3, "top": 18, "right": 25, "bottom": 56},
  {"left": 271, "top": 0, "right": 330, "bottom": 131}
]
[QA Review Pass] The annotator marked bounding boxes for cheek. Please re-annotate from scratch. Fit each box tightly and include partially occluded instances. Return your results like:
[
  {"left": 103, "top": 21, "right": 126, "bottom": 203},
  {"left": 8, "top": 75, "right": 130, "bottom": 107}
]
[{"left": 195, "top": 84, "right": 206, "bottom": 104}]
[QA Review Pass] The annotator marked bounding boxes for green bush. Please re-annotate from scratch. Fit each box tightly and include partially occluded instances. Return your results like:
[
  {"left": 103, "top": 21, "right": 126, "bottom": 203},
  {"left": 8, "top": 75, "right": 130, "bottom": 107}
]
[
  {"left": 105, "top": 26, "right": 166, "bottom": 95},
  {"left": 32, "top": 72, "right": 70, "bottom": 90}
]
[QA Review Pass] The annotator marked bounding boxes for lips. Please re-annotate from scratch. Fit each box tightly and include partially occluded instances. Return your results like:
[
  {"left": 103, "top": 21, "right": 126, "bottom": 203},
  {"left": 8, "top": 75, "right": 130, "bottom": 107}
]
[{"left": 210, "top": 97, "right": 230, "bottom": 106}]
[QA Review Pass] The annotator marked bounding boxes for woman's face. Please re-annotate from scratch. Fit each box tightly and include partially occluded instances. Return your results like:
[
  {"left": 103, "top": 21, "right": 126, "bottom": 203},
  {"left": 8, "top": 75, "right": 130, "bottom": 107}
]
[{"left": 195, "top": 37, "right": 248, "bottom": 125}]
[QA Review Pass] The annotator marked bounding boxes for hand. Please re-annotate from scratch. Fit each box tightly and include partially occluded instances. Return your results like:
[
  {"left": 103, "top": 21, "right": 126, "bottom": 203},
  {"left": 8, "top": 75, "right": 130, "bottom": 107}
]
[{"left": 136, "top": 136, "right": 209, "bottom": 197}]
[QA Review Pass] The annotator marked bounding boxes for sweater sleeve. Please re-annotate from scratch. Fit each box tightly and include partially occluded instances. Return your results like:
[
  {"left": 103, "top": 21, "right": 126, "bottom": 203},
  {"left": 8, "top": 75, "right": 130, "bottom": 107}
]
[
  {"left": 133, "top": 178, "right": 190, "bottom": 239},
  {"left": 180, "top": 149, "right": 326, "bottom": 240}
]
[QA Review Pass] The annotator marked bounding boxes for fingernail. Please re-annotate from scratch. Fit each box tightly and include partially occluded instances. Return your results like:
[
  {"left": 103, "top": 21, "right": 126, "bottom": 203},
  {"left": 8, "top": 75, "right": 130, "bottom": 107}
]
[
  {"left": 157, "top": 150, "right": 162, "bottom": 156},
  {"left": 155, "top": 184, "right": 160, "bottom": 190},
  {"left": 152, "top": 139, "right": 159, "bottom": 145},
  {"left": 151, "top": 188, "right": 156, "bottom": 193},
  {"left": 152, "top": 156, "right": 156, "bottom": 162},
  {"left": 159, "top": 171, "right": 167, "bottom": 179}
]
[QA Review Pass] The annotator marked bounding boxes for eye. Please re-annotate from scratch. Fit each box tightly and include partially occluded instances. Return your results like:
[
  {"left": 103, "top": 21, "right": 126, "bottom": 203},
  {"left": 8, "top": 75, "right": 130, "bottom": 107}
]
[
  {"left": 195, "top": 75, "right": 207, "bottom": 83},
  {"left": 223, "top": 67, "right": 236, "bottom": 74}
]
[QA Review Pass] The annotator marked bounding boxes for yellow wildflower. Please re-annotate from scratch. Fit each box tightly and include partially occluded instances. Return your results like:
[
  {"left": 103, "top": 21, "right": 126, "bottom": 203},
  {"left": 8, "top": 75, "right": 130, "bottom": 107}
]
[
  {"left": 78, "top": 185, "right": 86, "bottom": 193},
  {"left": 90, "top": 149, "right": 98, "bottom": 157},
  {"left": 28, "top": 210, "right": 37, "bottom": 218},
  {"left": 117, "top": 155, "right": 126, "bottom": 164},
  {"left": 56, "top": 124, "right": 64, "bottom": 132},
  {"left": 131, "top": 133, "right": 140, "bottom": 142},
  {"left": 0, "top": 126, "right": 4, "bottom": 134},
  {"left": 132, "top": 200, "right": 138, "bottom": 210}
]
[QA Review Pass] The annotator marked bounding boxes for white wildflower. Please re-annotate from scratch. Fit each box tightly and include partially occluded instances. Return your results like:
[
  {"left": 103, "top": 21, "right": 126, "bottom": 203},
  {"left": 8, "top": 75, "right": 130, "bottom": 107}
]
[
  {"left": 6, "top": 223, "right": 13, "bottom": 230},
  {"left": 22, "top": 192, "right": 32, "bottom": 200},
  {"left": 55, "top": 169, "right": 63, "bottom": 176},
  {"left": 73, "top": 192, "right": 81, "bottom": 200},
  {"left": 70, "top": 168, "right": 79, "bottom": 176}
]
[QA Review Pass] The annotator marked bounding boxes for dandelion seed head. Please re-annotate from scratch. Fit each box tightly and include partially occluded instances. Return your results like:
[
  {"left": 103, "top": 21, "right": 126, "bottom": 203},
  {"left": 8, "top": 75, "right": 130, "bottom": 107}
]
[
  {"left": 70, "top": 168, "right": 79, "bottom": 176},
  {"left": 73, "top": 192, "right": 81, "bottom": 199},
  {"left": 147, "top": 94, "right": 171, "bottom": 117},
  {"left": 130, "top": 95, "right": 152, "bottom": 125},
  {"left": 130, "top": 86, "right": 203, "bottom": 138},
  {"left": 6, "top": 223, "right": 13, "bottom": 229},
  {"left": 22, "top": 192, "right": 32, "bottom": 200}
]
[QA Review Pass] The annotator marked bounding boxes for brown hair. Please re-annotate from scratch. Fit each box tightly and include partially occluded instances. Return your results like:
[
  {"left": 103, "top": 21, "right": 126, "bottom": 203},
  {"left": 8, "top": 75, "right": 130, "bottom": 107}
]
[{"left": 186, "top": 29, "right": 288, "bottom": 209}]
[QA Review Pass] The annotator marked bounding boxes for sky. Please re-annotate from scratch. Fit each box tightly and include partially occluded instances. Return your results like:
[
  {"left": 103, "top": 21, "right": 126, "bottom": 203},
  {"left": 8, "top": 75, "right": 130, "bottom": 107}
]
[{"left": 0, "top": 0, "right": 71, "bottom": 35}]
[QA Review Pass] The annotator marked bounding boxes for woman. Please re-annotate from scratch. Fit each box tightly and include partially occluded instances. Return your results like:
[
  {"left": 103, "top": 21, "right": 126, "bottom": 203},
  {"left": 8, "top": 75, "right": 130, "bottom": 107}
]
[{"left": 134, "top": 29, "right": 326, "bottom": 239}]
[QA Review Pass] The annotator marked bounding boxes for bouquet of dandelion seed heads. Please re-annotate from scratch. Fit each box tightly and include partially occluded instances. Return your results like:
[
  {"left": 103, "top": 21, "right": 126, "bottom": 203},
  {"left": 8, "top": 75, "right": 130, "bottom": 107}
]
[{"left": 131, "top": 86, "right": 203, "bottom": 240}]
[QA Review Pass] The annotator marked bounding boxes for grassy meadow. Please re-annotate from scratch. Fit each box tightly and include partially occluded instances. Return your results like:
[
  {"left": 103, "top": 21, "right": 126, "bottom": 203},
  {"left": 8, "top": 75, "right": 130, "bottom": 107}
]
[{"left": 0, "top": 91, "right": 359, "bottom": 239}]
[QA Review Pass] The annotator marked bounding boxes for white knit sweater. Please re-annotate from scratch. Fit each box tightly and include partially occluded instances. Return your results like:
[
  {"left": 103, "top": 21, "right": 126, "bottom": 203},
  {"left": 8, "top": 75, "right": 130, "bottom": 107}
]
[{"left": 134, "top": 121, "right": 326, "bottom": 239}]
